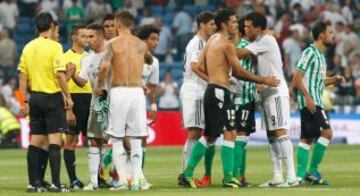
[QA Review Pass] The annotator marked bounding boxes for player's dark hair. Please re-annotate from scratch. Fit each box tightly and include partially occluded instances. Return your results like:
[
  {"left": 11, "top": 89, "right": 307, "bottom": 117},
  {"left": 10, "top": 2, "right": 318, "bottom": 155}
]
[
  {"left": 135, "top": 24, "right": 160, "bottom": 40},
  {"left": 214, "top": 9, "right": 236, "bottom": 30},
  {"left": 245, "top": 12, "right": 267, "bottom": 30},
  {"left": 35, "top": 12, "right": 54, "bottom": 33},
  {"left": 87, "top": 23, "right": 105, "bottom": 35},
  {"left": 115, "top": 11, "right": 135, "bottom": 28},
  {"left": 102, "top": 14, "right": 114, "bottom": 24},
  {"left": 238, "top": 17, "right": 245, "bottom": 35},
  {"left": 53, "top": 21, "right": 59, "bottom": 27},
  {"left": 196, "top": 11, "right": 215, "bottom": 28},
  {"left": 312, "top": 20, "right": 332, "bottom": 40},
  {"left": 71, "top": 24, "right": 86, "bottom": 36}
]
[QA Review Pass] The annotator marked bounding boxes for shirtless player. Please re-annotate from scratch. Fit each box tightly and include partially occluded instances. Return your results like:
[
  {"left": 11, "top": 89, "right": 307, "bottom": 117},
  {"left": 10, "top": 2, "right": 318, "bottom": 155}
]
[{"left": 96, "top": 11, "right": 152, "bottom": 191}]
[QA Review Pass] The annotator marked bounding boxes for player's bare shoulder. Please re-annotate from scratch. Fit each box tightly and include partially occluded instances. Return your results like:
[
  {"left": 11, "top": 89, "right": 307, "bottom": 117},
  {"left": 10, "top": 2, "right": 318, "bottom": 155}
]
[
  {"left": 133, "top": 35, "right": 147, "bottom": 53},
  {"left": 103, "top": 37, "right": 117, "bottom": 61}
]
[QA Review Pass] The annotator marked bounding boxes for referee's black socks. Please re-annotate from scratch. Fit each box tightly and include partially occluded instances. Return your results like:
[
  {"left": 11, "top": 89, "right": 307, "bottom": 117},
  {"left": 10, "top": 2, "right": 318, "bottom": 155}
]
[
  {"left": 64, "top": 149, "right": 77, "bottom": 183},
  {"left": 38, "top": 148, "right": 48, "bottom": 182},
  {"left": 27, "top": 145, "right": 41, "bottom": 187},
  {"left": 49, "top": 144, "right": 61, "bottom": 187}
]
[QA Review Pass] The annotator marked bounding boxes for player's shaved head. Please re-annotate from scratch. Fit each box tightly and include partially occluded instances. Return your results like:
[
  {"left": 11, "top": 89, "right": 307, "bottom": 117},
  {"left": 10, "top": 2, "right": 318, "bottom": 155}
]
[{"left": 115, "top": 11, "right": 135, "bottom": 28}]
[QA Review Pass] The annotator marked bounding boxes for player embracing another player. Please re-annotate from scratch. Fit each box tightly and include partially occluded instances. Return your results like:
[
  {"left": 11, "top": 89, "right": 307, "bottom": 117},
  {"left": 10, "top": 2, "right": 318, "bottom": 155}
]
[{"left": 181, "top": 9, "right": 280, "bottom": 188}]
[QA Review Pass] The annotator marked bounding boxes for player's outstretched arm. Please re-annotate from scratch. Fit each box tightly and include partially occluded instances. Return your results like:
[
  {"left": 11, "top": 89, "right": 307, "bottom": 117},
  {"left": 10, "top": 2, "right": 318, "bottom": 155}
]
[
  {"left": 97, "top": 42, "right": 113, "bottom": 96},
  {"left": 72, "top": 73, "right": 87, "bottom": 88},
  {"left": 192, "top": 49, "right": 208, "bottom": 81},
  {"left": 293, "top": 70, "right": 316, "bottom": 113},
  {"left": 236, "top": 47, "right": 253, "bottom": 60},
  {"left": 228, "top": 44, "right": 279, "bottom": 87},
  {"left": 325, "top": 75, "right": 346, "bottom": 86}
]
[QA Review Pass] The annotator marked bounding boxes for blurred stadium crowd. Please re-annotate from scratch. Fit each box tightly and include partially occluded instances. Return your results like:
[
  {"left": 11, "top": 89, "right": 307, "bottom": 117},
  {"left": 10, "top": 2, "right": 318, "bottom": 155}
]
[{"left": 0, "top": 0, "right": 360, "bottom": 121}]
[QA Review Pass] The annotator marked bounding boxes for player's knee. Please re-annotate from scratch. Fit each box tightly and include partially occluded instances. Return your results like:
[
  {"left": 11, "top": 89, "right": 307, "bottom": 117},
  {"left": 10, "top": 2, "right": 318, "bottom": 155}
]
[
  {"left": 273, "top": 129, "right": 287, "bottom": 138},
  {"left": 321, "top": 129, "right": 333, "bottom": 140},
  {"left": 205, "top": 136, "right": 217, "bottom": 144},
  {"left": 188, "top": 128, "right": 202, "bottom": 140},
  {"left": 299, "top": 138, "right": 312, "bottom": 145},
  {"left": 64, "top": 135, "right": 78, "bottom": 149},
  {"left": 89, "top": 139, "right": 102, "bottom": 147},
  {"left": 30, "top": 135, "right": 48, "bottom": 149},
  {"left": 223, "top": 131, "right": 237, "bottom": 141},
  {"left": 237, "top": 131, "right": 247, "bottom": 137},
  {"left": 47, "top": 133, "right": 62, "bottom": 146}
]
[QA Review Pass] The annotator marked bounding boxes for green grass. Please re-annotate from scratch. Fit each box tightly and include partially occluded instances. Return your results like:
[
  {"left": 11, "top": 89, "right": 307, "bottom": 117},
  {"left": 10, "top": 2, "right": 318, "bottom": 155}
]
[{"left": 0, "top": 145, "right": 359, "bottom": 196}]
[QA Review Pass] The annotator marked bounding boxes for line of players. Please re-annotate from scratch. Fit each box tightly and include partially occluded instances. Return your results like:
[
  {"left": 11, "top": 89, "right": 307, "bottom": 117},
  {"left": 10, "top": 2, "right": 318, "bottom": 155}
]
[
  {"left": 20, "top": 9, "right": 344, "bottom": 192},
  {"left": 177, "top": 9, "right": 344, "bottom": 188},
  {"left": 20, "top": 11, "right": 161, "bottom": 192}
]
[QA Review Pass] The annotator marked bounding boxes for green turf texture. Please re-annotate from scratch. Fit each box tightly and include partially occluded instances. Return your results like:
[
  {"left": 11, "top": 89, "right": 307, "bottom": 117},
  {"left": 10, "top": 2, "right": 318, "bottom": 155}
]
[{"left": 0, "top": 145, "right": 359, "bottom": 196}]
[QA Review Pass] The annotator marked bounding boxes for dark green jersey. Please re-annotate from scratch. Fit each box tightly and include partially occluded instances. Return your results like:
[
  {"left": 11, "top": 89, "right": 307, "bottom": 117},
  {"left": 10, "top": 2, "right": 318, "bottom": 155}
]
[
  {"left": 232, "top": 39, "right": 256, "bottom": 105},
  {"left": 296, "top": 44, "right": 327, "bottom": 110}
]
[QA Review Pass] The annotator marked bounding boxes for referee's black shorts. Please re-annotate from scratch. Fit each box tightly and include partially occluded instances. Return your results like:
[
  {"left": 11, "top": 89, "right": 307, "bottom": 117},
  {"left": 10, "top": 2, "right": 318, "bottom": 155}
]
[
  {"left": 67, "top": 93, "right": 92, "bottom": 136},
  {"left": 29, "top": 92, "right": 67, "bottom": 135}
]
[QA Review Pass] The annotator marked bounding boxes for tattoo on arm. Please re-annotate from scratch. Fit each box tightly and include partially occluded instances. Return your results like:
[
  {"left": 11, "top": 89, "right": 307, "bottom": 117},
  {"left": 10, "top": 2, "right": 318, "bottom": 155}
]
[
  {"left": 103, "top": 43, "right": 114, "bottom": 62},
  {"left": 97, "top": 45, "right": 112, "bottom": 88}
]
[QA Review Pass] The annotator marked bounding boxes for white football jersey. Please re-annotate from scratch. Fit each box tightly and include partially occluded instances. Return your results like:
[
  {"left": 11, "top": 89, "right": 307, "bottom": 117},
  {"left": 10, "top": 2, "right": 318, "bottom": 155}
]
[
  {"left": 79, "top": 51, "right": 107, "bottom": 107},
  {"left": 180, "top": 34, "right": 207, "bottom": 100},
  {"left": 142, "top": 55, "right": 159, "bottom": 85},
  {"left": 246, "top": 34, "right": 289, "bottom": 98}
]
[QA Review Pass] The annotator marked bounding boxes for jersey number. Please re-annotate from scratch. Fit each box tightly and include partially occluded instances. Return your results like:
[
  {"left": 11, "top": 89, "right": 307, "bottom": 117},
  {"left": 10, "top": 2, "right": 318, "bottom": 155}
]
[
  {"left": 241, "top": 110, "right": 249, "bottom": 121},
  {"left": 227, "top": 109, "right": 236, "bottom": 121}
]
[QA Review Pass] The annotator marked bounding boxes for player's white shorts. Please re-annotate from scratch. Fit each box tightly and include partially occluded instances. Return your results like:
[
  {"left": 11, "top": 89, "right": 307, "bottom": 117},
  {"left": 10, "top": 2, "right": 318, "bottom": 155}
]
[
  {"left": 106, "top": 87, "right": 147, "bottom": 138},
  {"left": 181, "top": 98, "right": 205, "bottom": 129},
  {"left": 261, "top": 96, "right": 290, "bottom": 131}
]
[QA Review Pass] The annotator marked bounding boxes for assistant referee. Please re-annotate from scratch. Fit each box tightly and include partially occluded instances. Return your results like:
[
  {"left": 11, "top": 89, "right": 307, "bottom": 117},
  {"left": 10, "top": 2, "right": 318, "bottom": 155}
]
[{"left": 18, "top": 12, "right": 73, "bottom": 192}]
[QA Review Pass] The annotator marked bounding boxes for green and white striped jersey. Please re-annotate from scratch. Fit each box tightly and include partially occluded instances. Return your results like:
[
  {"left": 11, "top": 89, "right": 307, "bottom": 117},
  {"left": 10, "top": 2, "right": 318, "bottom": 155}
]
[
  {"left": 231, "top": 39, "right": 256, "bottom": 105},
  {"left": 296, "top": 44, "right": 327, "bottom": 110}
]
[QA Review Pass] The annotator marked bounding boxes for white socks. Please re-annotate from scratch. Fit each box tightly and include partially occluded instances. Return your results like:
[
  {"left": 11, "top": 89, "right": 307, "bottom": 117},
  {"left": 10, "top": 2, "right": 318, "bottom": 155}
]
[
  {"left": 277, "top": 135, "right": 297, "bottom": 182},
  {"left": 129, "top": 138, "right": 143, "bottom": 184},
  {"left": 268, "top": 137, "right": 283, "bottom": 183},
  {"left": 88, "top": 147, "right": 101, "bottom": 187},
  {"left": 112, "top": 138, "right": 128, "bottom": 184},
  {"left": 182, "top": 138, "right": 196, "bottom": 172},
  {"left": 125, "top": 157, "right": 133, "bottom": 181}
]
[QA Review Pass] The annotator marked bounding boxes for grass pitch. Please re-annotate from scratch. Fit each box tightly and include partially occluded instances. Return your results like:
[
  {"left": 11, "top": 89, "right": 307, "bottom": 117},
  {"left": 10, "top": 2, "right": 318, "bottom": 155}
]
[{"left": 0, "top": 145, "right": 359, "bottom": 196}]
